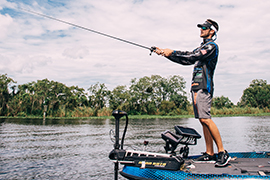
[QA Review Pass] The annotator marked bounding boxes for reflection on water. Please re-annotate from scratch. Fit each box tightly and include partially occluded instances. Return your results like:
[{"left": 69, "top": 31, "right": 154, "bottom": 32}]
[{"left": 1, "top": 116, "right": 270, "bottom": 179}]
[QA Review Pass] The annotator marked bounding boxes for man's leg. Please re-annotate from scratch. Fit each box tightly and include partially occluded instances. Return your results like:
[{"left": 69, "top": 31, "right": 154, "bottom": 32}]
[
  {"left": 193, "top": 90, "right": 230, "bottom": 165},
  {"left": 199, "top": 118, "right": 231, "bottom": 166},
  {"left": 199, "top": 118, "right": 224, "bottom": 153},
  {"left": 192, "top": 91, "right": 215, "bottom": 162},
  {"left": 200, "top": 121, "right": 214, "bottom": 155}
]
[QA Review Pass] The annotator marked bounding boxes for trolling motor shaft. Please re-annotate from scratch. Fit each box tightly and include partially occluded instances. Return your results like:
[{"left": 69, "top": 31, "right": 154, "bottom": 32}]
[
  {"left": 112, "top": 110, "right": 128, "bottom": 150},
  {"left": 111, "top": 110, "right": 128, "bottom": 180}
]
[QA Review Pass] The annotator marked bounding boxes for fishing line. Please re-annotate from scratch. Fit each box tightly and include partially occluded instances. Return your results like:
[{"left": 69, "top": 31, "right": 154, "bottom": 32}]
[{"left": 19, "top": 8, "right": 156, "bottom": 55}]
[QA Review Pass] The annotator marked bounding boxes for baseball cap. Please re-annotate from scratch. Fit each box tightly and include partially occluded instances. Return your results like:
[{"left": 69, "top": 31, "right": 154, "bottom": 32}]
[{"left": 197, "top": 19, "right": 219, "bottom": 32}]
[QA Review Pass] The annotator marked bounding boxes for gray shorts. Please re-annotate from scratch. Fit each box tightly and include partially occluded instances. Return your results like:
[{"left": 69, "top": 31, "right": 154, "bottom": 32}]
[{"left": 191, "top": 89, "right": 212, "bottom": 119}]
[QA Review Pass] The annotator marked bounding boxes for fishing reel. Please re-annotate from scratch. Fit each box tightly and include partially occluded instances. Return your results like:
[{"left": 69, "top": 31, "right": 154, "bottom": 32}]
[{"left": 150, "top": 46, "right": 156, "bottom": 56}]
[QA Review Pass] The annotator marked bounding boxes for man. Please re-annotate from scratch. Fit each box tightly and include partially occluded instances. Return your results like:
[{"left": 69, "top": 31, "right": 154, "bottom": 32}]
[{"left": 154, "top": 19, "right": 231, "bottom": 167}]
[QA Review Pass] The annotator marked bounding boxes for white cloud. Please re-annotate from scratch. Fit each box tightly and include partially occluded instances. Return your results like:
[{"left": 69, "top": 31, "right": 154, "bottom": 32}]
[
  {"left": 0, "top": 13, "right": 13, "bottom": 39},
  {"left": 0, "top": 54, "right": 52, "bottom": 74},
  {"left": 0, "top": 0, "right": 269, "bottom": 104},
  {"left": 63, "top": 46, "right": 89, "bottom": 59}
]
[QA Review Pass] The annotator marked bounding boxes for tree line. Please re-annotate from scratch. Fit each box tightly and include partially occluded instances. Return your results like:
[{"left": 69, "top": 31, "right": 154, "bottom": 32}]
[{"left": 0, "top": 74, "right": 269, "bottom": 117}]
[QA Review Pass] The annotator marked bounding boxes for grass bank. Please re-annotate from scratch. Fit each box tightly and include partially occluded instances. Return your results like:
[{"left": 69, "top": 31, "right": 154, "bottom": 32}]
[
  {"left": 1, "top": 106, "right": 269, "bottom": 120},
  {"left": 1, "top": 112, "right": 270, "bottom": 120},
  {"left": 0, "top": 106, "right": 270, "bottom": 119}
]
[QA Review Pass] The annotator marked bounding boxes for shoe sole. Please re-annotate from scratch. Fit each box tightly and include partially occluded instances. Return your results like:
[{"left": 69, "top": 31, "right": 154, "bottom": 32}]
[
  {"left": 193, "top": 160, "right": 216, "bottom": 164},
  {"left": 215, "top": 156, "right": 231, "bottom": 167}
]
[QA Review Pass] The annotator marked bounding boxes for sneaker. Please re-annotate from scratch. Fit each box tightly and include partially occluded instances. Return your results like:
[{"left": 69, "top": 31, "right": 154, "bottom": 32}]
[
  {"left": 215, "top": 150, "right": 231, "bottom": 167},
  {"left": 193, "top": 152, "right": 216, "bottom": 163}
]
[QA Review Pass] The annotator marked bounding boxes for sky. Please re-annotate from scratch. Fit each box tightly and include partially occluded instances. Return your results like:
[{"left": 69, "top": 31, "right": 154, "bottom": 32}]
[{"left": 0, "top": 0, "right": 270, "bottom": 104}]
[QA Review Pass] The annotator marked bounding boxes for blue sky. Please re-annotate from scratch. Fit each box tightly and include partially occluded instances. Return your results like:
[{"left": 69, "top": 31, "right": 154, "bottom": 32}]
[{"left": 0, "top": 0, "right": 270, "bottom": 104}]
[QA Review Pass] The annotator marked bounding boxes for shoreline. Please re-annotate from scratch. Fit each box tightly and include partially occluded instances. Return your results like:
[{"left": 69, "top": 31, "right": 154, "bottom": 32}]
[{"left": 1, "top": 113, "right": 270, "bottom": 120}]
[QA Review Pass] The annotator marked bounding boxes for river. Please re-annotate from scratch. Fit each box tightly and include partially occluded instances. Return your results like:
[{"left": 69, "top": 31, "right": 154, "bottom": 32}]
[{"left": 1, "top": 116, "right": 270, "bottom": 179}]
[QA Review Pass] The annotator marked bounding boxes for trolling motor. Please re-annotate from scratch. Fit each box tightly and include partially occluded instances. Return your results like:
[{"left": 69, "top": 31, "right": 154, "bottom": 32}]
[
  {"left": 109, "top": 111, "right": 185, "bottom": 176},
  {"left": 109, "top": 110, "right": 128, "bottom": 180},
  {"left": 112, "top": 110, "right": 128, "bottom": 150}
]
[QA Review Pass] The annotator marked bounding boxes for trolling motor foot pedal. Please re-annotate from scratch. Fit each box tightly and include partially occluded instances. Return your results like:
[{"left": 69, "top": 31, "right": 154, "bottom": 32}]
[{"left": 161, "top": 126, "right": 201, "bottom": 158}]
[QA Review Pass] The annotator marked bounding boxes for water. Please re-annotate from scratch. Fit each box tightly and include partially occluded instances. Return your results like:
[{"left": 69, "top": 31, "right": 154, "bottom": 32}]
[{"left": 1, "top": 116, "right": 270, "bottom": 179}]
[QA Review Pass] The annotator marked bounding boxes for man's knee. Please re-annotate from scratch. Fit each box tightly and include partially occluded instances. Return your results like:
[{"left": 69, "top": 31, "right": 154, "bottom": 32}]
[{"left": 199, "top": 118, "right": 212, "bottom": 126}]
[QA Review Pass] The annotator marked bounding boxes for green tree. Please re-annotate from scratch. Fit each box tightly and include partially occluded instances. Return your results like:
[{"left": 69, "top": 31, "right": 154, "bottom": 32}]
[
  {"left": 239, "top": 79, "right": 270, "bottom": 108},
  {"left": 109, "top": 85, "right": 130, "bottom": 110},
  {"left": 212, "top": 96, "right": 234, "bottom": 109},
  {"left": 64, "top": 85, "right": 88, "bottom": 110},
  {"left": 0, "top": 74, "right": 16, "bottom": 116},
  {"left": 159, "top": 100, "right": 176, "bottom": 115},
  {"left": 166, "top": 75, "right": 188, "bottom": 110},
  {"left": 6, "top": 78, "right": 88, "bottom": 117},
  {"left": 129, "top": 76, "right": 153, "bottom": 114},
  {"left": 2, "top": 74, "right": 190, "bottom": 117},
  {"left": 88, "top": 82, "right": 110, "bottom": 115},
  {"left": 128, "top": 75, "right": 188, "bottom": 115}
]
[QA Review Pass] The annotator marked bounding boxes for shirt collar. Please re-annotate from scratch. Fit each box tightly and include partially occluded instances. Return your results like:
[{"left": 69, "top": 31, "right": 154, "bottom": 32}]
[{"left": 202, "top": 38, "right": 212, "bottom": 44}]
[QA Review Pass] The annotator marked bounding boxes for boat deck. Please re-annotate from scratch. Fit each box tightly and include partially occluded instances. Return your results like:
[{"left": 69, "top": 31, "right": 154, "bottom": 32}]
[{"left": 187, "top": 157, "right": 270, "bottom": 176}]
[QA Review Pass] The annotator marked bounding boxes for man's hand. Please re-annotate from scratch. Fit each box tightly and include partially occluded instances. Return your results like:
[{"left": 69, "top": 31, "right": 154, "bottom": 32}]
[{"left": 154, "top": 47, "right": 173, "bottom": 57}]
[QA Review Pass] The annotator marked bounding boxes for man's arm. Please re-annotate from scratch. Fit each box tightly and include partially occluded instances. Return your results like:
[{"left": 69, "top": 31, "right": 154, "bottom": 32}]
[
  {"left": 154, "top": 47, "right": 174, "bottom": 57},
  {"left": 154, "top": 43, "right": 217, "bottom": 66},
  {"left": 154, "top": 47, "right": 197, "bottom": 65}
]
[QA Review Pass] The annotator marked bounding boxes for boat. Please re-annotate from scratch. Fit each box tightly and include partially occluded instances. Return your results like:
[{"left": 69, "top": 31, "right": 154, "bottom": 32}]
[{"left": 109, "top": 110, "right": 270, "bottom": 180}]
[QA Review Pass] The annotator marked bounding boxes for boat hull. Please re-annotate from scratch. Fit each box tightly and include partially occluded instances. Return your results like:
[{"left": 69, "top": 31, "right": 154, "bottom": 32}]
[{"left": 120, "top": 152, "right": 270, "bottom": 180}]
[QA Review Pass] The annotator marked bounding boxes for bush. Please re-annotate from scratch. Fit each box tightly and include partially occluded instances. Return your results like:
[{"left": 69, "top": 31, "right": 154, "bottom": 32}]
[
  {"left": 97, "top": 107, "right": 112, "bottom": 117},
  {"left": 159, "top": 101, "right": 176, "bottom": 115},
  {"left": 70, "top": 107, "right": 95, "bottom": 117},
  {"left": 17, "top": 112, "right": 27, "bottom": 117}
]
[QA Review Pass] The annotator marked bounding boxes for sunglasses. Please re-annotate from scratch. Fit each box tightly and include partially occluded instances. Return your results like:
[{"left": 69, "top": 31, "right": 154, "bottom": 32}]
[{"left": 201, "top": 26, "right": 209, "bottom": 30}]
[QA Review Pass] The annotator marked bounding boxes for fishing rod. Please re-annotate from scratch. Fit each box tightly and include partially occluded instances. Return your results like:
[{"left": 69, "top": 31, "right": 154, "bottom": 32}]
[{"left": 19, "top": 8, "right": 156, "bottom": 55}]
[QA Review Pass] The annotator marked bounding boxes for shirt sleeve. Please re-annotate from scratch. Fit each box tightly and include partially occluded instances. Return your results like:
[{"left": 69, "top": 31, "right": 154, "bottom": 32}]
[{"left": 166, "top": 43, "right": 217, "bottom": 66}]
